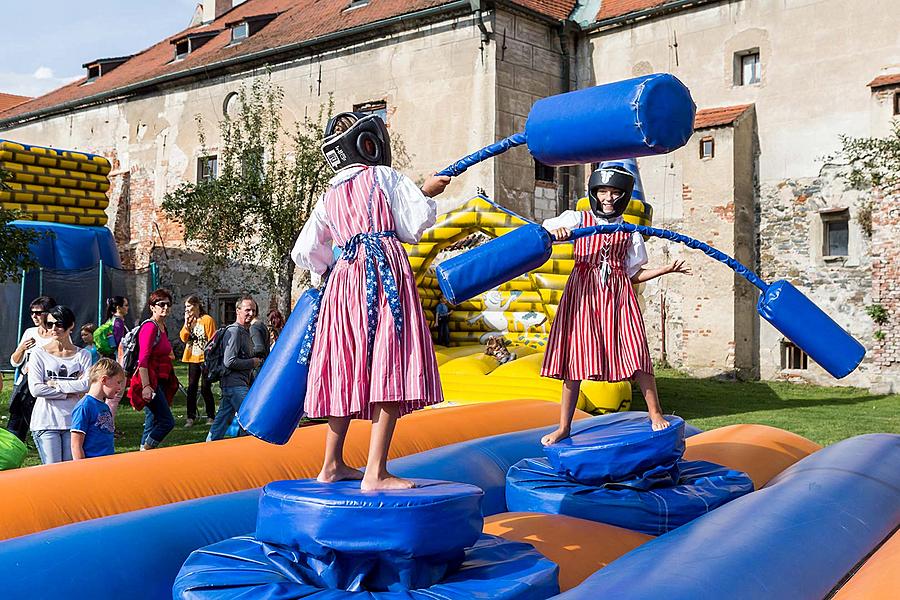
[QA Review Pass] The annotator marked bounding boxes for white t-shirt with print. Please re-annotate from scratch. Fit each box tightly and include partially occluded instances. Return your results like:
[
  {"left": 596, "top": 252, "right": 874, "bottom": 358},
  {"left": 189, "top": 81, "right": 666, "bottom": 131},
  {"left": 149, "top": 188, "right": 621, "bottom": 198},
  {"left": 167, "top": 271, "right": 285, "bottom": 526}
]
[{"left": 27, "top": 347, "right": 92, "bottom": 431}]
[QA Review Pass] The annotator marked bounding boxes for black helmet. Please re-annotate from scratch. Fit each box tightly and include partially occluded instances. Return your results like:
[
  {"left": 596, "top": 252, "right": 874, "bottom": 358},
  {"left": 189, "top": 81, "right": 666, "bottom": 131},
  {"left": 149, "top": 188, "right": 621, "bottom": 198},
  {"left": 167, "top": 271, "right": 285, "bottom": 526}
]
[
  {"left": 321, "top": 112, "right": 392, "bottom": 172},
  {"left": 588, "top": 165, "right": 634, "bottom": 219}
]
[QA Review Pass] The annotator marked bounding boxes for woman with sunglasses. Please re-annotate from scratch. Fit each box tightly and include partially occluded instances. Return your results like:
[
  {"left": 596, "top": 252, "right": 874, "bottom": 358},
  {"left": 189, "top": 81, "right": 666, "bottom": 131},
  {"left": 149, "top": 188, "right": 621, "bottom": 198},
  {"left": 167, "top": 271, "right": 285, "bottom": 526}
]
[
  {"left": 128, "top": 289, "right": 177, "bottom": 450},
  {"left": 6, "top": 296, "right": 57, "bottom": 442},
  {"left": 27, "top": 306, "right": 92, "bottom": 463}
]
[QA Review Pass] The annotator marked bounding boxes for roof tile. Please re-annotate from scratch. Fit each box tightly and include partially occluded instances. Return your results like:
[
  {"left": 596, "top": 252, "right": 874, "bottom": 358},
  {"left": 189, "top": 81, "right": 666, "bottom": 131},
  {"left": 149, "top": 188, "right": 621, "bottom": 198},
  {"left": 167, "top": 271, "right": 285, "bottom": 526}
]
[
  {"left": 868, "top": 74, "right": 900, "bottom": 89},
  {"left": 694, "top": 104, "right": 753, "bottom": 129},
  {"left": 0, "top": 93, "right": 32, "bottom": 113}
]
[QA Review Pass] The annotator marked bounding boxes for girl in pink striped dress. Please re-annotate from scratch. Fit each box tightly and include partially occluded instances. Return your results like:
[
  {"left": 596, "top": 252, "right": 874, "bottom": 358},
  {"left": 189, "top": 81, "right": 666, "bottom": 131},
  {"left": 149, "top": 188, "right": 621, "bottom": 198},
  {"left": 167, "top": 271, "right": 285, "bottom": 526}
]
[
  {"left": 291, "top": 112, "right": 450, "bottom": 490},
  {"left": 540, "top": 165, "right": 691, "bottom": 446}
]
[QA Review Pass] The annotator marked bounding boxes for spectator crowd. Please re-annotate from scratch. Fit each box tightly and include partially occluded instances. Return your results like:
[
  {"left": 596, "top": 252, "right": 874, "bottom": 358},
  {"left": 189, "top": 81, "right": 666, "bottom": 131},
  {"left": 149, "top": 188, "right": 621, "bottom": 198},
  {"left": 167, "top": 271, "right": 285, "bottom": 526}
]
[{"left": 5, "top": 291, "right": 285, "bottom": 465}]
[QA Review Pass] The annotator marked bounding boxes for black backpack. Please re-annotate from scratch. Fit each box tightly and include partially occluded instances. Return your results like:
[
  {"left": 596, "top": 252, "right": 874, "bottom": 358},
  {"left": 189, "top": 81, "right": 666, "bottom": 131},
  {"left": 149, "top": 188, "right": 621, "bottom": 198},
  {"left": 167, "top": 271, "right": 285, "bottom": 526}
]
[
  {"left": 119, "top": 320, "right": 160, "bottom": 378},
  {"left": 202, "top": 325, "right": 237, "bottom": 383}
]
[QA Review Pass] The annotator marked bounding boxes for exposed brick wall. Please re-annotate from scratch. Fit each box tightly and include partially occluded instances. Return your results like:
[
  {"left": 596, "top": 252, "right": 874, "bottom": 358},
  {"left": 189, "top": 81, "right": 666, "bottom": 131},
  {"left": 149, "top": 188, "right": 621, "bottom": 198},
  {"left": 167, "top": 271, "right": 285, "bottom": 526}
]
[{"left": 869, "top": 190, "right": 900, "bottom": 391}]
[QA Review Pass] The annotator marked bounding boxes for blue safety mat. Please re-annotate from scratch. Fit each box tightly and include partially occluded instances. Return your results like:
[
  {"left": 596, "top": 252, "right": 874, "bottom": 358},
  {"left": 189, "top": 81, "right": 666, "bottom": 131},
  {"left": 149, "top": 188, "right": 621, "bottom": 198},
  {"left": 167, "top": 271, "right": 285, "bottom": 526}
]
[
  {"left": 256, "top": 479, "right": 484, "bottom": 557},
  {"left": 174, "top": 533, "right": 560, "bottom": 599},
  {"left": 543, "top": 413, "right": 685, "bottom": 486},
  {"left": 506, "top": 457, "right": 753, "bottom": 536}
]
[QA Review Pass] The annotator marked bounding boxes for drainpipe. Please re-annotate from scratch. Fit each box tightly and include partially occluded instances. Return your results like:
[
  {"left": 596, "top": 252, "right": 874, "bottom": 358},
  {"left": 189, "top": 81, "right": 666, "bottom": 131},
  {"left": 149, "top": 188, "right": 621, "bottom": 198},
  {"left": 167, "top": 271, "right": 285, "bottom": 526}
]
[{"left": 469, "top": 0, "right": 492, "bottom": 44}]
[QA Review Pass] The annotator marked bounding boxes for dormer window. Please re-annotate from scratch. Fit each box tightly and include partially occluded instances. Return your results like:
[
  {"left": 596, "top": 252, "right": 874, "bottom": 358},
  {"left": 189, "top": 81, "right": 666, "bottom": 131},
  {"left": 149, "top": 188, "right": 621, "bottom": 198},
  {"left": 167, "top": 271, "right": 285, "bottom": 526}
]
[
  {"left": 174, "top": 40, "right": 190, "bottom": 61},
  {"left": 226, "top": 13, "right": 278, "bottom": 45},
  {"left": 81, "top": 56, "right": 132, "bottom": 83},
  {"left": 171, "top": 30, "right": 220, "bottom": 61},
  {"left": 231, "top": 22, "right": 249, "bottom": 42}
]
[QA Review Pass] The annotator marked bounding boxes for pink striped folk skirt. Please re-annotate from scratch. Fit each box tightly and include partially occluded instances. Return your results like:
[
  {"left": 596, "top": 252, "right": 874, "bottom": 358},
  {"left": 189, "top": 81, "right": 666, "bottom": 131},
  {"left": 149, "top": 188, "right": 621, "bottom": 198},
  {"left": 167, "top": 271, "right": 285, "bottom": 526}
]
[{"left": 541, "top": 262, "right": 653, "bottom": 382}]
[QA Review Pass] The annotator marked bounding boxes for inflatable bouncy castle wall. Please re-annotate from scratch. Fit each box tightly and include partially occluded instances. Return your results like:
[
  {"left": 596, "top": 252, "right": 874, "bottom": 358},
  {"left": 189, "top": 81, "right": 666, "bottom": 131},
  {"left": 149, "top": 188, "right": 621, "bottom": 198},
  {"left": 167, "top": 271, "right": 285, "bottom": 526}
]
[{"left": 0, "top": 139, "right": 111, "bottom": 226}]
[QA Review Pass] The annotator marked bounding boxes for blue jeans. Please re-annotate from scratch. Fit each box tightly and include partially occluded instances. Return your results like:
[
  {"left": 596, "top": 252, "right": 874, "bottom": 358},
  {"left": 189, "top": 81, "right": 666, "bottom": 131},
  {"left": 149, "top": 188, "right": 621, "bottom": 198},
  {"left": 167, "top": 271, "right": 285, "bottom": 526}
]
[
  {"left": 32, "top": 429, "right": 72, "bottom": 464},
  {"left": 207, "top": 385, "right": 249, "bottom": 441},
  {"left": 141, "top": 383, "right": 175, "bottom": 448}
]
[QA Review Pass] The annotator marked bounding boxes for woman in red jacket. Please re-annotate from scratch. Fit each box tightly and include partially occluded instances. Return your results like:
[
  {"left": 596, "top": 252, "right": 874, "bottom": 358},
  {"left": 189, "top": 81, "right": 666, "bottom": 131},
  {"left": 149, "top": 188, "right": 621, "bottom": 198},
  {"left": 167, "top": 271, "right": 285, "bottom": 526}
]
[{"left": 129, "top": 289, "right": 178, "bottom": 450}]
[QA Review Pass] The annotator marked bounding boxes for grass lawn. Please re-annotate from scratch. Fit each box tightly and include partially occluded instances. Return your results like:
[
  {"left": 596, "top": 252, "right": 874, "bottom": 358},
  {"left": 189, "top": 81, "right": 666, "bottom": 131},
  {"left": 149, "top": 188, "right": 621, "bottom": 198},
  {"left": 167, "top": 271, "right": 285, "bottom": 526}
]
[{"left": 2, "top": 366, "right": 898, "bottom": 467}]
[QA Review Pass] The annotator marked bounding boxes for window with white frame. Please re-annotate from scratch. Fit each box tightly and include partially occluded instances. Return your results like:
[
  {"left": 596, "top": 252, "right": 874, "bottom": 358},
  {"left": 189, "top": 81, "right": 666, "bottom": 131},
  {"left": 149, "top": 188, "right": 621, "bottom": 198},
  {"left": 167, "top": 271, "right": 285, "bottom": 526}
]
[
  {"left": 821, "top": 209, "right": 849, "bottom": 257},
  {"left": 734, "top": 50, "right": 761, "bottom": 86},
  {"left": 700, "top": 137, "right": 715, "bottom": 159},
  {"left": 231, "top": 22, "right": 249, "bottom": 43}
]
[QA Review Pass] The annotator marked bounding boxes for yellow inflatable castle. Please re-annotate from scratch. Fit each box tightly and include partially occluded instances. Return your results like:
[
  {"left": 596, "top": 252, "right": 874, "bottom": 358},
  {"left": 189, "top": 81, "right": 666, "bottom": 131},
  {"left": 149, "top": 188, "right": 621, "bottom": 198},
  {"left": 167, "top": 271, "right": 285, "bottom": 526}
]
[
  {"left": 405, "top": 195, "right": 653, "bottom": 414},
  {"left": 0, "top": 140, "right": 112, "bottom": 226}
]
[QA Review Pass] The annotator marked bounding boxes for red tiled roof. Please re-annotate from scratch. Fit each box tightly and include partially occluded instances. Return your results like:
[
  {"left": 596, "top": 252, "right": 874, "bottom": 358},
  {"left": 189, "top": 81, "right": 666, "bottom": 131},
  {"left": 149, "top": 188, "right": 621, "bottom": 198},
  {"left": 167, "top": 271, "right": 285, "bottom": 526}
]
[
  {"left": 868, "top": 74, "right": 900, "bottom": 89},
  {"left": 0, "top": 93, "right": 32, "bottom": 113},
  {"left": 511, "top": 0, "right": 576, "bottom": 20},
  {"left": 694, "top": 104, "right": 753, "bottom": 129},
  {"left": 596, "top": 0, "right": 672, "bottom": 20},
  {"left": 0, "top": 0, "right": 575, "bottom": 123}
]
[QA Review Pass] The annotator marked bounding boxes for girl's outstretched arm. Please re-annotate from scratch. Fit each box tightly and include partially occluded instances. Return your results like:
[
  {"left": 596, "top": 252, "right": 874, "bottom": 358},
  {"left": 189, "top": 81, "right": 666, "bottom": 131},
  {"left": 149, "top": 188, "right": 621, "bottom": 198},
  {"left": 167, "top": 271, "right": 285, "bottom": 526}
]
[{"left": 631, "top": 260, "right": 691, "bottom": 284}]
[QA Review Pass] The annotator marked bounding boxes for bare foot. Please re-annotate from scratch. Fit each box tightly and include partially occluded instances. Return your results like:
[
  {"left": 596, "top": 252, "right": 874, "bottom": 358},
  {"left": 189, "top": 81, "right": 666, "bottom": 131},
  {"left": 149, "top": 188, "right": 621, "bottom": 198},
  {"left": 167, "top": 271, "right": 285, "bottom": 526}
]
[
  {"left": 317, "top": 463, "right": 364, "bottom": 483},
  {"left": 541, "top": 427, "right": 571, "bottom": 446},
  {"left": 650, "top": 414, "right": 670, "bottom": 431},
  {"left": 361, "top": 473, "right": 416, "bottom": 491}
]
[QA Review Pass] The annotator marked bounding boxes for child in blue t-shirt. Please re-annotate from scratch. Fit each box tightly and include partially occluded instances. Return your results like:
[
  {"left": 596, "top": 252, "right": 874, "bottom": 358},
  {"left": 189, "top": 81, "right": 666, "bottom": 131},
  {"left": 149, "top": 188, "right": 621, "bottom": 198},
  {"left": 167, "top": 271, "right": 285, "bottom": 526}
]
[{"left": 71, "top": 358, "right": 126, "bottom": 460}]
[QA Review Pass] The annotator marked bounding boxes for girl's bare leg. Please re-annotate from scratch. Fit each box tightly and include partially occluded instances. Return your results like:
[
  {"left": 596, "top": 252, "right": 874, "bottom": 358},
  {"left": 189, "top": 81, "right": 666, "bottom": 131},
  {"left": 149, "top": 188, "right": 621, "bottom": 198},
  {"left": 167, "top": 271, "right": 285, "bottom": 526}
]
[
  {"left": 361, "top": 402, "right": 415, "bottom": 491},
  {"left": 317, "top": 416, "right": 363, "bottom": 482},
  {"left": 542, "top": 379, "right": 581, "bottom": 446},
  {"left": 633, "top": 370, "right": 670, "bottom": 430}
]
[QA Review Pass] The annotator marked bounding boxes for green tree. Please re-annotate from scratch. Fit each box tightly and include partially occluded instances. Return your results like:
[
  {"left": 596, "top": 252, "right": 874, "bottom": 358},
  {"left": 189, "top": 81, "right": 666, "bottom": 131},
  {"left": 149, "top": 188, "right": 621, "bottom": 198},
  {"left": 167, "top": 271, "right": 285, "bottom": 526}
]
[
  {"left": 162, "top": 78, "right": 334, "bottom": 316},
  {"left": 0, "top": 166, "right": 40, "bottom": 282},
  {"left": 833, "top": 121, "right": 900, "bottom": 194}
]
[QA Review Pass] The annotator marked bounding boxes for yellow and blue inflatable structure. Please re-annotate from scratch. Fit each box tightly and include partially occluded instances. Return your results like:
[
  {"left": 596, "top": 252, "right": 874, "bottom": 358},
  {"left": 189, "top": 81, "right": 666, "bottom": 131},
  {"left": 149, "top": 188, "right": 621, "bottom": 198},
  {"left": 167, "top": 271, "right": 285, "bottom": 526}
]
[{"left": 1, "top": 139, "right": 111, "bottom": 226}]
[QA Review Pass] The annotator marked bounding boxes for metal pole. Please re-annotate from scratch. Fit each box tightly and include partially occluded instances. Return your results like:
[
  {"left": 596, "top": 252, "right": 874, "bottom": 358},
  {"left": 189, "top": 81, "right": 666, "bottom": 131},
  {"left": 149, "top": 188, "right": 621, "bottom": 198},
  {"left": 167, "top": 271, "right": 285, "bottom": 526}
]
[
  {"left": 98, "top": 259, "right": 104, "bottom": 324},
  {"left": 38, "top": 267, "right": 43, "bottom": 295},
  {"left": 15, "top": 270, "right": 26, "bottom": 383}
]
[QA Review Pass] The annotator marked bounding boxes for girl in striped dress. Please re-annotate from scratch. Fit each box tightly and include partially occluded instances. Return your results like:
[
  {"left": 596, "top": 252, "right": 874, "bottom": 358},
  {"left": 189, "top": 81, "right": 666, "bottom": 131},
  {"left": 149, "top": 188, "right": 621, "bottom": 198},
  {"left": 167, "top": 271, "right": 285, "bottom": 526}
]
[
  {"left": 540, "top": 165, "right": 690, "bottom": 446},
  {"left": 291, "top": 112, "right": 450, "bottom": 490}
]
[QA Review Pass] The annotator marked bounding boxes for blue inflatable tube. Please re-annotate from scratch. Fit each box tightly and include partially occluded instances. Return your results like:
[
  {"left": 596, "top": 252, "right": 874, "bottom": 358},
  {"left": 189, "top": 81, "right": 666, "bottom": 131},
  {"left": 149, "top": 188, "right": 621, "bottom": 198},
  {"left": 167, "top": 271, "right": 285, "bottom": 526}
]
[
  {"left": 555, "top": 434, "right": 900, "bottom": 600},
  {"left": 506, "top": 457, "right": 753, "bottom": 536},
  {"left": 526, "top": 74, "right": 696, "bottom": 167},
  {"left": 758, "top": 280, "right": 865, "bottom": 379},
  {"left": 437, "top": 224, "right": 551, "bottom": 305},
  {"left": 238, "top": 288, "right": 320, "bottom": 444},
  {"left": 437, "top": 74, "right": 694, "bottom": 177}
]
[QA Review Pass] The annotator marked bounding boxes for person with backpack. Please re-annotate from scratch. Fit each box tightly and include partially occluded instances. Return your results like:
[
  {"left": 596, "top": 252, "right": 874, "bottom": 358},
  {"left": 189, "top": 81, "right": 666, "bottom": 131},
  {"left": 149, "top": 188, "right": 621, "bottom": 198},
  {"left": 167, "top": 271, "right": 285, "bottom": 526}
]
[
  {"left": 206, "top": 296, "right": 261, "bottom": 442},
  {"left": 125, "top": 289, "right": 177, "bottom": 450},
  {"left": 94, "top": 296, "right": 129, "bottom": 359},
  {"left": 179, "top": 295, "right": 217, "bottom": 428}
]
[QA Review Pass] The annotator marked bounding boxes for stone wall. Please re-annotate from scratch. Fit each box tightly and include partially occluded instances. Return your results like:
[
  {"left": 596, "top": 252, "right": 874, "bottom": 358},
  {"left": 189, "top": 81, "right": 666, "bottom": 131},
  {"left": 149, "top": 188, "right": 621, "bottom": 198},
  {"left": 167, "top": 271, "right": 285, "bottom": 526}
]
[{"left": 757, "top": 166, "right": 875, "bottom": 387}]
